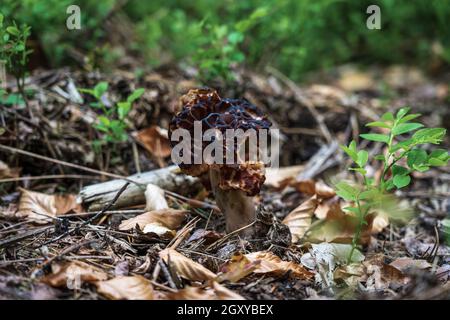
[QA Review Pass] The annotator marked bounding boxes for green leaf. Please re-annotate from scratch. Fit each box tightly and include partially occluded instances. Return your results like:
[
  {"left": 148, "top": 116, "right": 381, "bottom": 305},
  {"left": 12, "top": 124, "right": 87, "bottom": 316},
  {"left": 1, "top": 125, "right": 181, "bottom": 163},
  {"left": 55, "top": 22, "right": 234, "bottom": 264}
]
[
  {"left": 356, "top": 150, "right": 368, "bottom": 167},
  {"left": 374, "top": 154, "right": 386, "bottom": 161},
  {"left": 393, "top": 174, "right": 411, "bottom": 189},
  {"left": 392, "top": 123, "right": 424, "bottom": 135},
  {"left": 340, "top": 141, "right": 358, "bottom": 162},
  {"left": 385, "top": 179, "right": 395, "bottom": 191},
  {"left": 391, "top": 139, "right": 414, "bottom": 152},
  {"left": 359, "top": 189, "right": 380, "bottom": 200},
  {"left": 392, "top": 165, "right": 408, "bottom": 176},
  {"left": 412, "top": 128, "right": 446, "bottom": 145},
  {"left": 14, "top": 43, "right": 25, "bottom": 52},
  {"left": 412, "top": 164, "right": 430, "bottom": 172},
  {"left": 349, "top": 167, "right": 367, "bottom": 175},
  {"left": 381, "top": 112, "right": 394, "bottom": 122},
  {"left": 407, "top": 149, "right": 427, "bottom": 168},
  {"left": 395, "top": 107, "right": 410, "bottom": 120},
  {"left": 342, "top": 206, "right": 360, "bottom": 214},
  {"left": 398, "top": 113, "right": 421, "bottom": 124},
  {"left": 335, "top": 181, "right": 359, "bottom": 201},
  {"left": 0, "top": 13, "right": 4, "bottom": 26},
  {"left": 227, "top": 31, "right": 244, "bottom": 44},
  {"left": 126, "top": 88, "right": 145, "bottom": 103},
  {"left": 6, "top": 26, "right": 19, "bottom": 36},
  {"left": 427, "top": 149, "right": 450, "bottom": 167},
  {"left": 366, "top": 121, "right": 391, "bottom": 129},
  {"left": 94, "top": 82, "right": 108, "bottom": 99},
  {"left": 117, "top": 102, "right": 131, "bottom": 120},
  {"left": 98, "top": 116, "right": 110, "bottom": 127},
  {"left": 360, "top": 133, "right": 390, "bottom": 143},
  {"left": 79, "top": 88, "right": 95, "bottom": 96}
]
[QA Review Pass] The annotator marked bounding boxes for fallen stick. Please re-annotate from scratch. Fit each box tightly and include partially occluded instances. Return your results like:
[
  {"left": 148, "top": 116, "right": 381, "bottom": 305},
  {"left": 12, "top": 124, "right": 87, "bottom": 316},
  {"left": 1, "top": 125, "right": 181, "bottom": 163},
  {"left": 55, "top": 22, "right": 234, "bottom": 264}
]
[{"left": 77, "top": 165, "right": 202, "bottom": 211}]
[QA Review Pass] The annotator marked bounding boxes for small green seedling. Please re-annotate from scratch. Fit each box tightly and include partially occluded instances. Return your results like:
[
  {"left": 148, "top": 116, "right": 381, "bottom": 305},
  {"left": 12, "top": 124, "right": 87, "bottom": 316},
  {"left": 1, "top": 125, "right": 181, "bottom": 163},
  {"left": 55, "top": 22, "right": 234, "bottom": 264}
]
[
  {"left": 0, "top": 13, "right": 32, "bottom": 105},
  {"left": 80, "top": 82, "right": 144, "bottom": 147},
  {"left": 339, "top": 107, "right": 449, "bottom": 262}
]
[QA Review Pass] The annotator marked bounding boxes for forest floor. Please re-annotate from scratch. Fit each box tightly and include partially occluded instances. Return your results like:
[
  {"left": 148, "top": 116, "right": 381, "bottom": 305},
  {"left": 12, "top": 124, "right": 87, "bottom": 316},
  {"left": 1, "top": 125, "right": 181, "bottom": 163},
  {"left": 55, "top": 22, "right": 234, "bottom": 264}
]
[{"left": 0, "top": 64, "right": 449, "bottom": 300}]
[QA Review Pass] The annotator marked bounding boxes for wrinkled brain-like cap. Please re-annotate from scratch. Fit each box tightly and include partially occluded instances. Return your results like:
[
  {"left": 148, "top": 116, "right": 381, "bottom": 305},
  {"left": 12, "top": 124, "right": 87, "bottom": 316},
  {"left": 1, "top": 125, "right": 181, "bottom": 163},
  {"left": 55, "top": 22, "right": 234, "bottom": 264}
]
[{"left": 169, "top": 88, "right": 272, "bottom": 196}]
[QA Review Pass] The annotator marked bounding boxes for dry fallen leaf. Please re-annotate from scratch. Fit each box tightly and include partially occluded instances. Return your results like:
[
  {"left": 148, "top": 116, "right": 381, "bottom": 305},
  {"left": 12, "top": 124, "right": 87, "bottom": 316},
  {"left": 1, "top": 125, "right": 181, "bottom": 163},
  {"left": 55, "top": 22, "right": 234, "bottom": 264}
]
[
  {"left": 159, "top": 248, "right": 216, "bottom": 282},
  {"left": 300, "top": 243, "right": 364, "bottom": 288},
  {"left": 187, "top": 228, "right": 223, "bottom": 245},
  {"left": 16, "top": 188, "right": 82, "bottom": 223},
  {"left": 389, "top": 257, "right": 431, "bottom": 272},
  {"left": 264, "top": 165, "right": 304, "bottom": 189},
  {"left": 216, "top": 252, "right": 260, "bottom": 283},
  {"left": 245, "top": 251, "right": 314, "bottom": 279},
  {"left": 41, "top": 261, "right": 108, "bottom": 287},
  {"left": 135, "top": 126, "right": 171, "bottom": 158},
  {"left": 307, "top": 201, "right": 374, "bottom": 245},
  {"left": 167, "top": 282, "right": 245, "bottom": 300},
  {"left": 334, "top": 263, "right": 366, "bottom": 287},
  {"left": 291, "top": 180, "right": 335, "bottom": 199},
  {"left": 364, "top": 254, "right": 409, "bottom": 290},
  {"left": 96, "top": 276, "right": 154, "bottom": 300},
  {"left": 0, "top": 160, "right": 20, "bottom": 179},
  {"left": 144, "top": 184, "right": 169, "bottom": 211},
  {"left": 337, "top": 68, "right": 374, "bottom": 92},
  {"left": 282, "top": 196, "right": 318, "bottom": 243},
  {"left": 119, "top": 209, "right": 187, "bottom": 231}
]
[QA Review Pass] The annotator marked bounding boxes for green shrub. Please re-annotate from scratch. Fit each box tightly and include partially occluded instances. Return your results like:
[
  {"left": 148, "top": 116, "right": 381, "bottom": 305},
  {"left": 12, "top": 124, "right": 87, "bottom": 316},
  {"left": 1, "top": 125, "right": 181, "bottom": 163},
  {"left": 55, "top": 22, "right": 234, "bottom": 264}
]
[
  {"left": 339, "top": 107, "right": 449, "bottom": 262},
  {"left": 2, "top": 0, "right": 450, "bottom": 80}
]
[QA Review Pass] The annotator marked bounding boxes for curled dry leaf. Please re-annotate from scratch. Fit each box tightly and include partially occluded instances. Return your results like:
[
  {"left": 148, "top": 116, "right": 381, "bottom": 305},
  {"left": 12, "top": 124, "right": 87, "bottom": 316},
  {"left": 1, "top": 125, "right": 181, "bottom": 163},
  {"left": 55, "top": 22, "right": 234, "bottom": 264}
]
[
  {"left": 364, "top": 254, "right": 409, "bottom": 290},
  {"left": 216, "top": 252, "right": 260, "bottom": 283},
  {"left": 16, "top": 188, "right": 82, "bottom": 224},
  {"left": 264, "top": 165, "right": 304, "bottom": 189},
  {"left": 282, "top": 196, "right": 318, "bottom": 243},
  {"left": 96, "top": 276, "right": 154, "bottom": 300},
  {"left": 159, "top": 248, "right": 216, "bottom": 282},
  {"left": 41, "top": 261, "right": 108, "bottom": 287},
  {"left": 119, "top": 209, "right": 187, "bottom": 232},
  {"left": 245, "top": 251, "right": 314, "bottom": 280},
  {"left": 187, "top": 228, "right": 223, "bottom": 245},
  {"left": 389, "top": 257, "right": 431, "bottom": 272},
  {"left": 291, "top": 180, "right": 336, "bottom": 199},
  {"left": 135, "top": 126, "right": 171, "bottom": 158},
  {"left": 167, "top": 282, "right": 245, "bottom": 300},
  {"left": 144, "top": 184, "right": 169, "bottom": 211},
  {"left": 142, "top": 223, "right": 176, "bottom": 238},
  {"left": 334, "top": 263, "right": 366, "bottom": 287}
]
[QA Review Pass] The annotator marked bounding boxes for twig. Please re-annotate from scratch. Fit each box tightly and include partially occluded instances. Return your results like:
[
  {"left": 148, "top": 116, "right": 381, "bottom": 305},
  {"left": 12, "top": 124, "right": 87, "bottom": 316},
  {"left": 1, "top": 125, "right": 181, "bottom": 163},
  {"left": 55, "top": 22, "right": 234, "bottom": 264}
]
[
  {"left": 38, "top": 239, "right": 98, "bottom": 271},
  {"left": 0, "top": 174, "right": 103, "bottom": 183},
  {"left": 158, "top": 260, "right": 178, "bottom": 290},
  {"left": 0, "top": 144, "right": 144, "bottom": 188},
  {"left": 206, "top": 221, "right": 256, "bottom": 251},
  {"left": 42, "top": 182, "right": 130, "bottom": 245},
  {"left": 0, "top": 226, "right": 52, "bottom": 249},
  {"left": 267, "top": 66, "right": 333, "bottom": 143},
  {"left": 296, "top": 141, "right": 339, "bottom": 180}
]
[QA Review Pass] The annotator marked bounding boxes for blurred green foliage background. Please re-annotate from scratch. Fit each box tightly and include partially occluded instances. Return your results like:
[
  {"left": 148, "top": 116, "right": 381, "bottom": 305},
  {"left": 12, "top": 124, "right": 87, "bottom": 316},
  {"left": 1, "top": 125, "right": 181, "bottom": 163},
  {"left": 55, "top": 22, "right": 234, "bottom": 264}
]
[{"left": 1, "top": 0, "right": 449, "bottom": 80}]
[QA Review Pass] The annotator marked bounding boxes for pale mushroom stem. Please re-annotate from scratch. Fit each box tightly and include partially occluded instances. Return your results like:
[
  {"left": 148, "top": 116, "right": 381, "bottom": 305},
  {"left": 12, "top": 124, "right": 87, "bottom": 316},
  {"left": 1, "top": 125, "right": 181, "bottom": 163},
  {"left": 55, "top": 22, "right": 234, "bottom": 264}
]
[{"left": 209, "top": 169, "right": 256, "bottom": 236}]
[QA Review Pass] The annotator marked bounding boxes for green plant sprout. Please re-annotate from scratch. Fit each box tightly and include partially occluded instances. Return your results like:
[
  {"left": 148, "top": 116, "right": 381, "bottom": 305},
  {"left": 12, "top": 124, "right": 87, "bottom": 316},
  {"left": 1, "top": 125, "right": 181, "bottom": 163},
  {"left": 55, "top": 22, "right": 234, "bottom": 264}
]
[
  {"left": 192, "top": 6, "right": 268, "bottom": 83},
  {"left": 338, "top": 107, "right": 449, "bottom": 263},
  {"left": 80, "top": 82, "right": 144, "bottom": 148},
  {"left": 0, "top": 13, "right": 32, "bottom": 106}
]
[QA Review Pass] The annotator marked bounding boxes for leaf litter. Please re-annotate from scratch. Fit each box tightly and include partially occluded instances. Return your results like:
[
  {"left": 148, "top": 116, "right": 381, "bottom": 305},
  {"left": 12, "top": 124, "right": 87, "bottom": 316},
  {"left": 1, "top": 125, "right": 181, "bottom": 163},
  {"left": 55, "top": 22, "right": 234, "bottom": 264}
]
[{"left": 0, "top": 66, "right": 449, "bottom": 300}]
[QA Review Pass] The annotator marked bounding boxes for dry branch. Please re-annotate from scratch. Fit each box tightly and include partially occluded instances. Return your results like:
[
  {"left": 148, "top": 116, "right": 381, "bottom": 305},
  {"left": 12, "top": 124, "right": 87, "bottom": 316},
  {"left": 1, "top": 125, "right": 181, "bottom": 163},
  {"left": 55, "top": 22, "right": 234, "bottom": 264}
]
[{"left": 78, "top": 165, "right": 202, "bottom": 211}]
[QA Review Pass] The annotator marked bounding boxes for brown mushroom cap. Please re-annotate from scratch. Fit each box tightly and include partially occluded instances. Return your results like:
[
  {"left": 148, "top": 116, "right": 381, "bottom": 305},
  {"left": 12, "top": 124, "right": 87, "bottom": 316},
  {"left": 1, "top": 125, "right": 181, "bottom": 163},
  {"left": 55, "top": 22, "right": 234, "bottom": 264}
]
[{"left": 169, "top": 88, "right": 272, "bottom": 196}]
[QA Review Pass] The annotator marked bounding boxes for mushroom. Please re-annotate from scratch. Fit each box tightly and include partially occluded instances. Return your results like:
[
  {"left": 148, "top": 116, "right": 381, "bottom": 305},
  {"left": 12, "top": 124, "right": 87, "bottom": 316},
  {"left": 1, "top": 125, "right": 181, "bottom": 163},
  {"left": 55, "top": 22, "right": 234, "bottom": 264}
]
[{"left": 169, "top": 88, "right": 272, "bottom": 236}]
